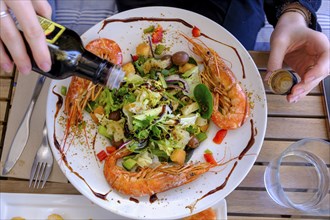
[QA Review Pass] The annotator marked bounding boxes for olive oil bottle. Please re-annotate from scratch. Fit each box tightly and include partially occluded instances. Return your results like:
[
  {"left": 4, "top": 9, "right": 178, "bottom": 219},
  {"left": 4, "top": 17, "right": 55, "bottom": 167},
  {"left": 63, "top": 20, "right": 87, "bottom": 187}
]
[{"left": 24, "top": 16, "right": 124, "bottom": 89}]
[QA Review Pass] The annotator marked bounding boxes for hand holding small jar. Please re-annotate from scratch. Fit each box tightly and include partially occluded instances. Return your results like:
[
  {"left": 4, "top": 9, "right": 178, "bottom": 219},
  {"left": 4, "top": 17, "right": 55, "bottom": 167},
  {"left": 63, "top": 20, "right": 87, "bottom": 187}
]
[{"left": 266, "top": 3, "right": 330, "bottom": 103}]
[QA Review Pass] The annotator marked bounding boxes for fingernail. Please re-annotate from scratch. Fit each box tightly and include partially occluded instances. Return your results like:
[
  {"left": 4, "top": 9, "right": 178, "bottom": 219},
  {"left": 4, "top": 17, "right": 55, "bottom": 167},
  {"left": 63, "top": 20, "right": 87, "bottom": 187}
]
[
  {"left": 19, "top": 65, "right": 31, "bottom": 75},
  {"left": 305, "top": 76, "right": 315, "bottom": 83},
  {"left": 1, "top": 63, "right": 12, "bottom": 72},
  {"left": 40, "top": 62, "right": 51, "bottom": 72},
  {"left": 264, "top": 71, "right": 272, "bottom": 82}
]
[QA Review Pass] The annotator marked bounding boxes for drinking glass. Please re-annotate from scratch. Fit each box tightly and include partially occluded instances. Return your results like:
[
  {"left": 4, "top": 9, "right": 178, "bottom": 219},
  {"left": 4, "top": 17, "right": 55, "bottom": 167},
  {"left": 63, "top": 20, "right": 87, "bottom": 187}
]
[{"left": 264, "top": 138, "right": 330, "bottom": 215}]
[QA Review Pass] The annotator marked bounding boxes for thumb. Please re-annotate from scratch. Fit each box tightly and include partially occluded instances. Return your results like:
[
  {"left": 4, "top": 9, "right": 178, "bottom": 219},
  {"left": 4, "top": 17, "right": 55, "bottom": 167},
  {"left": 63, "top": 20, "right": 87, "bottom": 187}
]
[{"left": 265, "top": 40, "right": 288, "bottom": 81}]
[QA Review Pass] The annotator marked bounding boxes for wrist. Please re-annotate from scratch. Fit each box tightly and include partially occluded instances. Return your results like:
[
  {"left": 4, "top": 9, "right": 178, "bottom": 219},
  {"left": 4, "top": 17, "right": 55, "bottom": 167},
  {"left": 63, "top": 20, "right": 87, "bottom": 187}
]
[
  {"left": 280, "top": 2, "right": 312, "bottom": 26},
  {"left": 278, "top": 9, "right": 308, "bottom": 28}
]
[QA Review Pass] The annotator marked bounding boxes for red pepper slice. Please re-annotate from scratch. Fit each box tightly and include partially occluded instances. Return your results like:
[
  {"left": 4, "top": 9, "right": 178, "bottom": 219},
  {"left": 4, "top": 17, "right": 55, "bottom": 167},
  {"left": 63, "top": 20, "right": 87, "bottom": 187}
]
[
  {"left": 204, "top": 149, "right": 217, "bottom": 165},
  {"left": 192, "top": 26, "right": 201, "bottom": 37},
  {"left": 213, "top": 129, "right": 227, "bottom": 144},
  {"left": 106, "top": 146, "right": 116, "bottom": 154},
  {"left": 152, "top": 25, "right": 163, "bottom": 44},
  {"left": 97, "top": 150, "right": 107, "bottom": 162},
  {"left": 131, "top": 54, "right": 139, "bottom": 62}
]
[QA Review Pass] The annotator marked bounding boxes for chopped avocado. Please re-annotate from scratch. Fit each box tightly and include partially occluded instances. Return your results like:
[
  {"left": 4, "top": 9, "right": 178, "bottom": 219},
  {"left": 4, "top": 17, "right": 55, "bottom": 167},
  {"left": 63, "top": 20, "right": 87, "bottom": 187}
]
[
  {"left": 196, "top": 132, "right": 207, "bottom": 142},
  {"left": 155, "top": 44, "right": 165, "bottom": 55},
  {"left": 143, "top": 25, "right": 155, "bottom": 33},
  {"left": 182, "top": 66, "right": 198, "bottom": 78},
  {"left": 122, "top": 158, "right": 137, "bottom": 170},
  {"left": 98, "top": 125, "right": 111, "bottom": 139}
]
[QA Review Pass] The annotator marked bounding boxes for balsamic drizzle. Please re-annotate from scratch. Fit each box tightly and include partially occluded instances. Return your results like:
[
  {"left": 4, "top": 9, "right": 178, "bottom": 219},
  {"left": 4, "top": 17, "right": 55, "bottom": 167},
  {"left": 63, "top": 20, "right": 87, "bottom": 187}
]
[{"left": 52, "top": 87, "right": 110, "bottom": 200}]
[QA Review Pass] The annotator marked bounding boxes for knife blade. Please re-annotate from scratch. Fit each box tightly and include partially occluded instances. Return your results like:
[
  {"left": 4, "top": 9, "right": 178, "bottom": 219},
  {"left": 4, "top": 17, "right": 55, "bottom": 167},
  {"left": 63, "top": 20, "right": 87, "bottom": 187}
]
[{"left": 2, "top": 75, "right": 46, "bottom": 175}]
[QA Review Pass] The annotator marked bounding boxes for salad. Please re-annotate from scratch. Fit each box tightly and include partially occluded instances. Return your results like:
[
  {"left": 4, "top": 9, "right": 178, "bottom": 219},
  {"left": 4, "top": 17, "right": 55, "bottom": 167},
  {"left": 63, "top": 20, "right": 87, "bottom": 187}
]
[{"left": 86, "top": 24, "right": 213, "bottom": 170}]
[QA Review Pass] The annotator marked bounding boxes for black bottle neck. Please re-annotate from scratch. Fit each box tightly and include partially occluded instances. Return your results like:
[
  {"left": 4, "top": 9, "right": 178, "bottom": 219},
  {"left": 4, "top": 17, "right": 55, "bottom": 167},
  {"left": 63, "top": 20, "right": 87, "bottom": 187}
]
[{"left": 75, "top": 50, "right": 112, "bottom": 86}]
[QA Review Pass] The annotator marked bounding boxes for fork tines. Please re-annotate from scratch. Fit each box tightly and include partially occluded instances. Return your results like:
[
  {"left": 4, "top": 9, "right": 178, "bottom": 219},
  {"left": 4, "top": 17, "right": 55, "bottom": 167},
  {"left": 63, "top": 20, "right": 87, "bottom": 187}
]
[
  {"left": 28, "top": 123, "right": 53, "bottom": 189},
  {"left": 29, "top": 161, "right": 52, "bottom": 189}
]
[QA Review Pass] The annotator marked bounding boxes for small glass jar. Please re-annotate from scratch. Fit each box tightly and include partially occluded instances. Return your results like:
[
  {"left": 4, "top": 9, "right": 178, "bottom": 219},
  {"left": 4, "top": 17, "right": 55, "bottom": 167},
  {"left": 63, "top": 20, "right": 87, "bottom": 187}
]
[{"left": 268, "top": 69, "right": 298, "bottom": 95}]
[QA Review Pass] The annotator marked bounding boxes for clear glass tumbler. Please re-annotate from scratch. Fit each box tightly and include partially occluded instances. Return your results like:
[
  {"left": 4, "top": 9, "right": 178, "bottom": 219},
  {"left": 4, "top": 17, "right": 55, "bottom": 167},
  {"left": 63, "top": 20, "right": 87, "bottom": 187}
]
[{"left": 264, "top": 138, "right": 330, "bottom": 216}]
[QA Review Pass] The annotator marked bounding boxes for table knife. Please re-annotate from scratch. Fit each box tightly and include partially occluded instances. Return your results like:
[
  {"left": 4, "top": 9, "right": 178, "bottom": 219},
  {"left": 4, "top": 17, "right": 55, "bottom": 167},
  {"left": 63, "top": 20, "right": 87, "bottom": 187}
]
[
  {"left": 2, "top": 75, "right": 46, "bottom": 175},
  {"left": 322, "top": 77, "right": 330, "bottom": 137}
]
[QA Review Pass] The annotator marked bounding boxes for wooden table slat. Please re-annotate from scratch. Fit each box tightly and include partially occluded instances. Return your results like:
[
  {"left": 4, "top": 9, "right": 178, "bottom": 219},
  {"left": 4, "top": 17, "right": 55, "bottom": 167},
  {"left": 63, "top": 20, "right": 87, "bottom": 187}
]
[
  {"left": 226, "top": 190, "right": 329, "bottom": 218},
  {"left": 239, "top": 165, "right": 330, "bottom": 188},
  {"left": 0, "top": 101, "right": 8, "bottom": 122},
  {"left": 256, "top": 140, "right": 330, "bottom": 163},
  {"left": 266, "top": 94, "right": 325, "bottom": 117},
  {"left": 266, "top": 118, "right": 328, "bottom": 140},
  {"left": 0, "top": 78, "right": 12, "bottom": 99},
  {"left": 0, "top": 180, "right": 79, "bottom": 195}
]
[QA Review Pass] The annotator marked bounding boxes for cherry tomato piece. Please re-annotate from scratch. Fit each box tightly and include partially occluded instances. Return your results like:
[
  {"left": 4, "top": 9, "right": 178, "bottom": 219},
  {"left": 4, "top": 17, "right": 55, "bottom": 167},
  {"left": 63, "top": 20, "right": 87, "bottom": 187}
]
[
  {"left": 204, "top": 150, "right": 217, "bottom": 165},
  {"left": 213, "top": 129, "right": 227, "bottom": 144},
  {"left": 192, "top": 26, "right": 201, "bottom": 37},
  {"left": 131, "top": 54, "right": 139, "bottom": 62},
  {"left": 97, "top": 150, "right": 107, "bottom": 162},
  {"left": 152, "top": 25, "right": 163, "bottom": 44}
]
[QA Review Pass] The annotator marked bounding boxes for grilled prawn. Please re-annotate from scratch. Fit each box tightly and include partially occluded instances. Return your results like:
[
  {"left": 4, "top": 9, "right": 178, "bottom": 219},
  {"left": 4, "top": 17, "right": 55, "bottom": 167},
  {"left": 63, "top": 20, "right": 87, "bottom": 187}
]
[
  {"left": 103, "top": 148, "right": 216, "bottom": 197},
  {"left": 181, "top": 34, "right": 250, "bottom": 130},
  {"left": 64, "top": 38, "right": 123, "bottom": 126}
]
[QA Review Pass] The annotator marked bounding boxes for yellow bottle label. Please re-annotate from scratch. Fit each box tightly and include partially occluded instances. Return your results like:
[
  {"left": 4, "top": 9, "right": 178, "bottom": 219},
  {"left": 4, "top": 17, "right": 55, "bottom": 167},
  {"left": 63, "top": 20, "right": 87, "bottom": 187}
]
[{"left": 38, "top": 16, "right": 65, "bottom": 44}]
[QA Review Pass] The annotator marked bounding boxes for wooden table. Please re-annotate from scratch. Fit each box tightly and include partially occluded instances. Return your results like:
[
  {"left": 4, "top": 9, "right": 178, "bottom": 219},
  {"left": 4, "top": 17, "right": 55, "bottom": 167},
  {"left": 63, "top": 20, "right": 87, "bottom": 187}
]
[{"left": 1, "top": 51, "right": 329, "bottom": 219}]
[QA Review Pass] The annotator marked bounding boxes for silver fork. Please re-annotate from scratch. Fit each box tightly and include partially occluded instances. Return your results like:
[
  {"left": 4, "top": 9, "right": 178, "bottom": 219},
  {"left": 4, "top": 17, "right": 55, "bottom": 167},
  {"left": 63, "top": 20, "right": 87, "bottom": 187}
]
[{"left": 29, "top": 122, "right": 54, "bottom": 188}]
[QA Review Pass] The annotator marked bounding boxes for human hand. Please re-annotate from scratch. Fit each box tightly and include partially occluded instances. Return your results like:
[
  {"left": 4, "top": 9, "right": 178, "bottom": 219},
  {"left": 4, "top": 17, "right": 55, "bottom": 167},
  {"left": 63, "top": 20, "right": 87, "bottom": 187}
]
[
  {"left": 266, "top": 11, "right": 330, "bottom": 103},
  {"left": 0, "top": 0, "right": 52, "bottom": 74}
]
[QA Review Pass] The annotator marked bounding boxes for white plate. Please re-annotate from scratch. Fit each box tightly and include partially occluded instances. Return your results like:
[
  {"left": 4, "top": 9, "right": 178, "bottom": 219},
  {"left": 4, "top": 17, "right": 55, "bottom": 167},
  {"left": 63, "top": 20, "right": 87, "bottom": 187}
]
[
  {"left": 0, "top": 193, "right": 226, "bottom": 220},
  {"left": 46, "top": 6, "right": 267, "bottom": 220},
  {"left": 0, "top": 193, "right": 125, "bottom": 220}
]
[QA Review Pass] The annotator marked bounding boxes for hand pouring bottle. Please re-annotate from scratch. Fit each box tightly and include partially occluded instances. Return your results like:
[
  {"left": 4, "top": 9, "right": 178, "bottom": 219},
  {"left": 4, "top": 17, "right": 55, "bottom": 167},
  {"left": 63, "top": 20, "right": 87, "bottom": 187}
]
[{"left": 23, "top": 16, "right": 124, "bottom": 89}]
